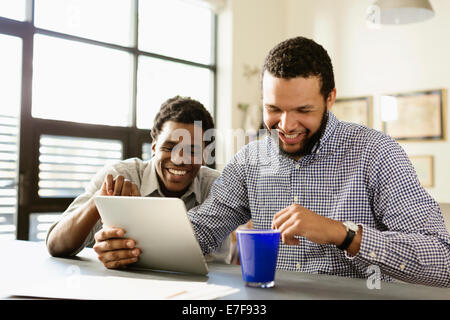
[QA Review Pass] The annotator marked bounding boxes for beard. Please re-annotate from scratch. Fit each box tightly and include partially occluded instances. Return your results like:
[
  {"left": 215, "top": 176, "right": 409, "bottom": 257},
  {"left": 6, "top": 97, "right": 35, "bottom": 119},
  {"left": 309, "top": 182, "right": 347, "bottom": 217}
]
[{"left": 268, "top": 107, "right": 329, "bottom": 159}]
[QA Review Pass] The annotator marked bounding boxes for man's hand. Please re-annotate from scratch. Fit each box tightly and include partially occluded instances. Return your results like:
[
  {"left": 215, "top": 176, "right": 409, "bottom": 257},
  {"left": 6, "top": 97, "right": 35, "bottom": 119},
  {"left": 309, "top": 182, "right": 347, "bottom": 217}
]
[
  {"left": 272, "top": 204, "right": 346, "bottom": 246},
  {"left": 93, "top": 174, "right": 142, "bottom": 269},
  {"left": 101, "top": 174, "right": 141, "bottom": 197},
  {"left": 93, "top": 227, "right": 141, "bottom": 269}
]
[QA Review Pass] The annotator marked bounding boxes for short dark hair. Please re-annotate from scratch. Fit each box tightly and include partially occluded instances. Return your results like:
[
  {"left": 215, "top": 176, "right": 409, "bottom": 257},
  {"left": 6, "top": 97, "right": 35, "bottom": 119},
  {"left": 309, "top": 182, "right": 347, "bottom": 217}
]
[
  {"left": 262, "top": 36, "right": 335, "bottom": 100},
  {"left": 151, "top": 96, "right": 215, "bottom": 145}
]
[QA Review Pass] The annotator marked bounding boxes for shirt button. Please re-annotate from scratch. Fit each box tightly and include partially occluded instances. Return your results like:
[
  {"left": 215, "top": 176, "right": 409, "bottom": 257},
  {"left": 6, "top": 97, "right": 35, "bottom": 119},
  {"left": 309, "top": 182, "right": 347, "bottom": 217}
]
[
  {"left": 400, "top": 264, "right": 406, "bottom": 271},
  {"left": 296, "top": 262, "right": 301, "bottom": 270},
  {"left": 293, "top": 196, "right": 298, "bottom": 202},
  {"left": 295, "top": 164, "right": 300, "bottom": 169},
  {"left": 369, "top": 251, "right": 377, "bottom": 258}
]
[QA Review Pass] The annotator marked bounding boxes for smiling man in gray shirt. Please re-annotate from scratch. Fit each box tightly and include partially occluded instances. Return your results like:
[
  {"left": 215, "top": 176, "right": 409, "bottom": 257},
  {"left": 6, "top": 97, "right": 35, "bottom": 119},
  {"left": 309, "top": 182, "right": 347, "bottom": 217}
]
[{"left": 46, "top": 96, "right": 231, "bottom": 268}]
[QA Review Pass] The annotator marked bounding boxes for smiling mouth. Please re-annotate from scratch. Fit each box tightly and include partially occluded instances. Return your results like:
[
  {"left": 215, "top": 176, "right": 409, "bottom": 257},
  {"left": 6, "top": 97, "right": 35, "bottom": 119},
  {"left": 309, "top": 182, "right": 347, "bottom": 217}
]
[
  {"left": 167, "top": 168, "right": 188, "bottom": 176},
  {"left": 278, "top": 130, "right": 306, "bottom": 144},
  {"left": 283, "top": 133, "right": 301, "bottom": 139}
]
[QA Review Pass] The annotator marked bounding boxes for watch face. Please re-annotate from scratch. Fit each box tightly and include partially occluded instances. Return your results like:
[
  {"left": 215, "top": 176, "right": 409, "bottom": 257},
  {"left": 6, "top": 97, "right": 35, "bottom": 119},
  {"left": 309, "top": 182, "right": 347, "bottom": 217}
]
[{"left": 344, "top": 221, "right": 358, "bottom": 232}]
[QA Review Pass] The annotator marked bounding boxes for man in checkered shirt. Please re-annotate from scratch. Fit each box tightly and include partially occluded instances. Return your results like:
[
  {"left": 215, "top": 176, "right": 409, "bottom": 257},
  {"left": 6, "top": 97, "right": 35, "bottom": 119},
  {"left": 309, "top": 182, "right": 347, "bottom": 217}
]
[{"left": 188, "top": 36, "right": 450, "bottom": 287}]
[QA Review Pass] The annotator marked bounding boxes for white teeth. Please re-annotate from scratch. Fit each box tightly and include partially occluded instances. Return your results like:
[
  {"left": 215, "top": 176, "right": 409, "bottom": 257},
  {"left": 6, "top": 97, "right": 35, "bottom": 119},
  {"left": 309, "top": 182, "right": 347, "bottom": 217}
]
[
  {"left": 284, "top": 133, "right": 300, "bottom": 139},
  {"left": 168, "top": 168, "right": 187, "bottom": 176}
]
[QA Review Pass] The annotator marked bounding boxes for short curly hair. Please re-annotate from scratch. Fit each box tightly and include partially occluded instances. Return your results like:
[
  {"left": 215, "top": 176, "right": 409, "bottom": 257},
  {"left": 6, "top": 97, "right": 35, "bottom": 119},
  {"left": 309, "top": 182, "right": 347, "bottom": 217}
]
[
  {"left": 150, "top": 96, "right": 215, "bottom": 146},
  {"left": 262, "top": 36, "right": 335, "bottom": 100}
]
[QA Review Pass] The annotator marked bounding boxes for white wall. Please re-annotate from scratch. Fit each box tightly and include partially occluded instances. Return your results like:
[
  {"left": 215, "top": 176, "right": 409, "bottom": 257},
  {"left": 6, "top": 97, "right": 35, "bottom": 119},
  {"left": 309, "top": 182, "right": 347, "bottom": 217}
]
[
  {"left": 215, "top": 0, "right": 287, "bottom": 170},
  {"left": 284, "top": 0, "right": 450, "bottom": 202},
  {"left": 216, "top": 0, "right": 450, "bottom": 202}
]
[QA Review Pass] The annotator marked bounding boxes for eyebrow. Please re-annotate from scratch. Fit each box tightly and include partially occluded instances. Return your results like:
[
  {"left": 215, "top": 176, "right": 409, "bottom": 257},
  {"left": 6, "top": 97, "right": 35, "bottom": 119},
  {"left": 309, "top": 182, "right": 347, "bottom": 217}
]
[
  {"left": 161, "top": 141, "right": 177, "bottom": 147},
  {"left": 161, "top": 141, "right": 202, "bottom": 150},
  {"left": 265, "top": 104, "right": 315, "bottom": 111},
  {"left": 295, "top": 105, "right": 315, "bottom": 111}
]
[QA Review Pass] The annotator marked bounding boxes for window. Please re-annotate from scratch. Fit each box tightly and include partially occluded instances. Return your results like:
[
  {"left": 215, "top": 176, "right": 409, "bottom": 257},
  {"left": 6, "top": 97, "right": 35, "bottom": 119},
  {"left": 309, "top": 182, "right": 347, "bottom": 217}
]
[
  {"left": 34, "top": 0, "right": 134, "bottom": 46},
  {"left": 137, "top": 56, "right": 214, "bottom": 129},
  {"left": 142, "top": 143, "right": 152, "bottom": 161},
  {"left": 0, "top": 34, "right": 22, "bottom": 240},
  {"left": 32, "top": 34, "right": 133, "bottom": 126},
  {"left": 29, "top": 213, "right": 60, "bottom": 242},
  {"left": 38, "top": 135, "right": 123, "bottom": 198},
  {"left": 0, "top": 0, "right": 216, "bottom": 240},
  {"left": 0, "top": 0, "right": 26, "bottom": 21},
  {"left": 139, "top": 0, "right": 213, "bottom": 64}
]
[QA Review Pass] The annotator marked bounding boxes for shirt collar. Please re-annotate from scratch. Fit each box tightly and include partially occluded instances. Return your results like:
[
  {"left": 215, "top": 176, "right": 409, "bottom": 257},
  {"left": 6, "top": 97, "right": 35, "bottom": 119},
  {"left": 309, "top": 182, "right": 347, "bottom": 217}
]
[
  {"left": 310, "top": 111, "right": 339, "bottom": 155},
  {"left": 139, "top": 159, "right": 160, "bottom": 197},
  {"left": 140, "top": 159, "right": 202, "bottom": 204},
  {"left": 182, "top": 174, "right": 203, "bottom": 204}
]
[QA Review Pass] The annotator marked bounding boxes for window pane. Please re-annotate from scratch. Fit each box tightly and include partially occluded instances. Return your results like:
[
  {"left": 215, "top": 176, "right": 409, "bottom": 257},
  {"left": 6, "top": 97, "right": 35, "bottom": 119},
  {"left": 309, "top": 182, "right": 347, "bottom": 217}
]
[
  {"left": 38, "top": 135, "right": 123, "bottom": 198},
  {"left": 32, "top": 34, "right": 133, "bottom": 126},
  {"left": 29, "top": 213, "right": 60, "bottom": 242},
  {"left": 0, "top": 0, "right": 26, "bottom": 21},
  {"left": 142, "top": 143, "right": 152, "bottom": 161},
  {"left": 34, "top": 0, "right": 134, "bottom": 46},
  {"left": 0, "top": 34, "right": 21, "bottom": 241},
  {"left": 137, "top": 56, "right": 213, "bottom": 129},
  {"left": 0, "top": 34, "right": 22, "bottom": 117},
  {"left": 139, "top": 0, "right": 213, "bottom": 64}
]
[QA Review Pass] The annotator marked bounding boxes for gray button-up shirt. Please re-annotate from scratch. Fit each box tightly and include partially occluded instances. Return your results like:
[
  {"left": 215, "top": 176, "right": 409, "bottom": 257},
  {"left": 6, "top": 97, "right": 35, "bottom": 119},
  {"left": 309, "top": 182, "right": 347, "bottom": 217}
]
[{"left": 47, "top": 157, "right": 231, "bottom": 263}]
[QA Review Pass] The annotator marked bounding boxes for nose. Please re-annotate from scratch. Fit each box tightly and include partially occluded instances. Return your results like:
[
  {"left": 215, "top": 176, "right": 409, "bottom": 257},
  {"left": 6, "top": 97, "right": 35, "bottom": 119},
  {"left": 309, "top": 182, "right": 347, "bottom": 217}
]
[
  {"left": 170, "top": 145, "right": 192, "bottom": 165},
  {"left": 278, "top": 111, "right": 297, "bottom": 133}
]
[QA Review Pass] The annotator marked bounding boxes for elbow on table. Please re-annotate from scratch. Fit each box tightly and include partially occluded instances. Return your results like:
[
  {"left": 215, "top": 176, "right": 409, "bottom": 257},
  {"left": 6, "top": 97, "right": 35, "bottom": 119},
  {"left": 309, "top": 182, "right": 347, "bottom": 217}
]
[
  {"left": 441, "top": 269, "right": 450, "bottom": 288},
  {"left": 46, "top": 231, "right": 71, "bottom": 258},
  {"left": 46, "top": 232, "right": 60, "bottom": 257},
  {"left": 433, "top": 273, "right": 450, "bottom": 288},
  {"left": 434, "top": 250, "right": 450, "bottom": 288},
  {"left": 417, "top": 265, "right": 450, "bottom": 288}
]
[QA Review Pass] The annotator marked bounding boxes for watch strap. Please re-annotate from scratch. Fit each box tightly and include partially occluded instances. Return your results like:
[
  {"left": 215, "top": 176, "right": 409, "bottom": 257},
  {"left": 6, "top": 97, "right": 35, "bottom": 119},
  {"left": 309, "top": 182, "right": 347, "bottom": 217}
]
[{"left": 337, "top": 228, "right": 356, "bottom": 251}]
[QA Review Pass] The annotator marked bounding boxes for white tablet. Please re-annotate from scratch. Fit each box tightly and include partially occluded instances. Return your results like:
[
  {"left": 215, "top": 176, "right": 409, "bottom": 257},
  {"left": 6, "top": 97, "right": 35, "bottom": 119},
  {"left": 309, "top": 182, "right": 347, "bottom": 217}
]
[{"left": 93, "top": 196, "right": 208, "bottom": 275}]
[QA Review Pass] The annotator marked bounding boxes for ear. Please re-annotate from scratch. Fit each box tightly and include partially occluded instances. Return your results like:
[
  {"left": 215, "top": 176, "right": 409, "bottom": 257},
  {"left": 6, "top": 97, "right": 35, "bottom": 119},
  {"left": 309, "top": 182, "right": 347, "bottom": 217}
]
[
  {"left": 202, "top": 147, "right": 207, "bottom": 166},
  {"left": 151, "top": 141, "right": 156, "bottom": 155},
  {"left": 326, "top": 88, "right": 337, "bottom": 111},
  {"left": 202, "top": 142, "right": 214, "bottom": 166}
]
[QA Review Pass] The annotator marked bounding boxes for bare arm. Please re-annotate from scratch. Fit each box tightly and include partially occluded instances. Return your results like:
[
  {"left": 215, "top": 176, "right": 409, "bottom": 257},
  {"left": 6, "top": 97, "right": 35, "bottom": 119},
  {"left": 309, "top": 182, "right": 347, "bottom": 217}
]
[
  {"left": 47, "top": 174, "right": 140, "bottom": 257},
  {"left": 46, "top": 177, "right": 113, "bottom": 257}
]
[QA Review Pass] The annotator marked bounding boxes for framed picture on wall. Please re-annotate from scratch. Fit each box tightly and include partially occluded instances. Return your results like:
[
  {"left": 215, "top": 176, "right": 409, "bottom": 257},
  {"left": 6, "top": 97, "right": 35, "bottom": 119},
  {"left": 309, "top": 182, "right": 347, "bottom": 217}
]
[
  {"left": 382, "top": 89, "right": 447, "bottom": 141},
  {"left": 333, "top": 96, "right": 372, "bottom": 127},
  {"left": 409, "top": 155, "right": 434, "bottom": 188}
]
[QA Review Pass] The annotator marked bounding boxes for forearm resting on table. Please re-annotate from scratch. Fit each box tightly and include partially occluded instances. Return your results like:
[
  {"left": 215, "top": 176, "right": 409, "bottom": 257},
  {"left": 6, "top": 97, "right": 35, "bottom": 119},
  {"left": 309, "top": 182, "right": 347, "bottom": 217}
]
[
  {"left": 354, "top": 226, "right": 450, "bottom": 287},
  {"left": 47, "top": 197, "right": 100, "bottom": 257}
]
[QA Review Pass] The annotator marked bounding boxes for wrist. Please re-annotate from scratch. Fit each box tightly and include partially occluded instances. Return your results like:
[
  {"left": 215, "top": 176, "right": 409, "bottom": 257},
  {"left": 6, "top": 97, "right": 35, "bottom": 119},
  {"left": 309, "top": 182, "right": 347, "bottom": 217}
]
[
  {"left": 346, "top": 225, "right": 362, "bottom": 256},
  {"left": 333, "top": 220, "right": 362, "bottom": 256},
  {"left": 328, "top": 219, "right": 348, "bottom": 246},
  {"left": 86, "top": 196, "right": 101, "bottom": 221}
]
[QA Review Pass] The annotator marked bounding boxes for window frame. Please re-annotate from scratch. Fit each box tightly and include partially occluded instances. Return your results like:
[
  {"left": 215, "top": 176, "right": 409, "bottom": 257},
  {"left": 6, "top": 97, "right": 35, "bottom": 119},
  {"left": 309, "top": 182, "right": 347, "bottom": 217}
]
[{"left": 0, "top": 0, "right": 217, "bottom": 240}]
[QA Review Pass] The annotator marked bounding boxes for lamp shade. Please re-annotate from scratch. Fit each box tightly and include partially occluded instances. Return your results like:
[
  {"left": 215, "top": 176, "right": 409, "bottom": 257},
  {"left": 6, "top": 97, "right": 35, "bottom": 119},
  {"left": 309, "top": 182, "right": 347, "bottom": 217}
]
[{"left": 372, "top": 0, "right": 434, "bottom": 24}]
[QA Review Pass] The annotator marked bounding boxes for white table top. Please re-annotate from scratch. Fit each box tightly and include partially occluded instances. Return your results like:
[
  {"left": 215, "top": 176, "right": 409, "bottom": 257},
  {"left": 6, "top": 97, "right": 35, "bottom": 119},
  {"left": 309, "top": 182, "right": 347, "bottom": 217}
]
[{"left": 1, "top": 240, "right": 449, "bottom": 300}]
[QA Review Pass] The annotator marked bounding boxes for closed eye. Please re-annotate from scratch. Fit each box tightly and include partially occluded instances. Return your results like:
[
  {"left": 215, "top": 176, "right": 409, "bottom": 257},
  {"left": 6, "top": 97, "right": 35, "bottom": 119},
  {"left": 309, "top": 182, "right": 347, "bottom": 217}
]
[
  {"left": 160, "top": 146, "right": 173, "bottom": 152},
  {"left": 295, "top": 105, "right": 315, "bottom": 113},
  {"left": 265, "top": 105, "right": 281, "bottom": 113}
]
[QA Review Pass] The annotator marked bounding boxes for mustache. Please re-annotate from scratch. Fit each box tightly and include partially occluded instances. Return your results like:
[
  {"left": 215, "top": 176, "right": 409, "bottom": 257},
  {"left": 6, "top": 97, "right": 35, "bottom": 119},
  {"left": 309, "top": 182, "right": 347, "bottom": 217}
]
[
  {"left": 264, "top": 123, "right": 310, "bottom": 135},
  {"left": 268, "top": 110, "right": 329, "bottom": 158}
]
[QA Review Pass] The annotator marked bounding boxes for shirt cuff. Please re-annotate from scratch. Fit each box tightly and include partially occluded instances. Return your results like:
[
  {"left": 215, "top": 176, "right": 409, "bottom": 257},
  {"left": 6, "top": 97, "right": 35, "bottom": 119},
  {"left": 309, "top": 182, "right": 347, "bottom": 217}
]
[{"left": 344, "top": 224, "right": 387, "bottom": 266}]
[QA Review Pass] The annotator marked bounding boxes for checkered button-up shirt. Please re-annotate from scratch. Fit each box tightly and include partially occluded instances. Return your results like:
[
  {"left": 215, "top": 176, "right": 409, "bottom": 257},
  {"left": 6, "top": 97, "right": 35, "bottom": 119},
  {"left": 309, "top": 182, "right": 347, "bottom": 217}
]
[{"left": 188, "top": 112, "right": 450, "bottom": 287}]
